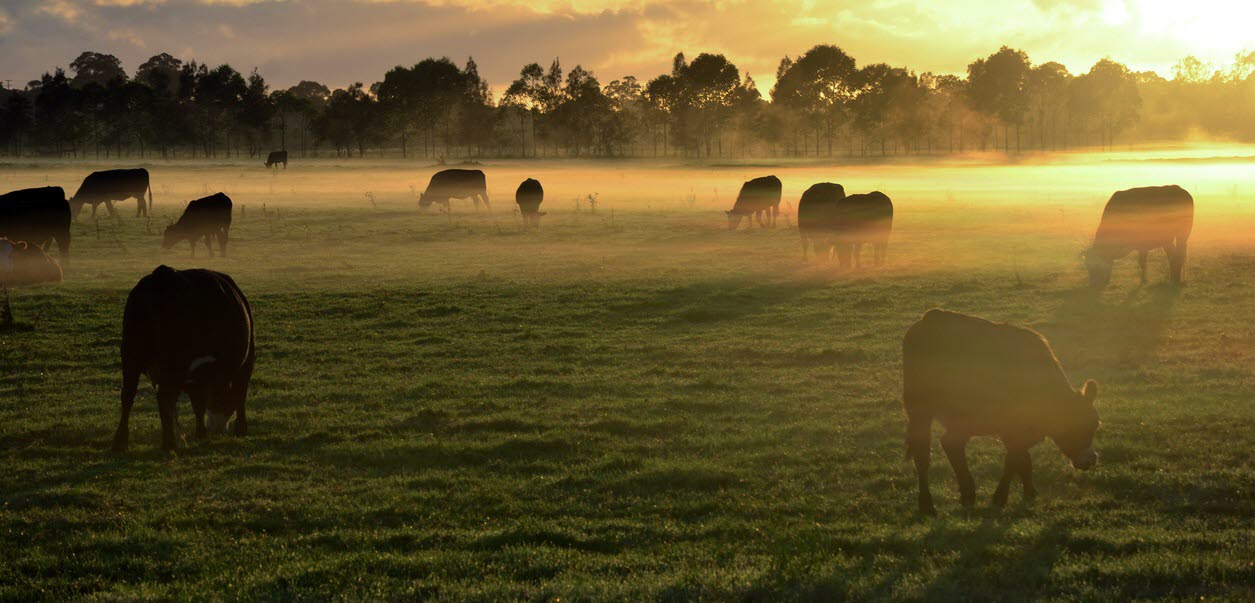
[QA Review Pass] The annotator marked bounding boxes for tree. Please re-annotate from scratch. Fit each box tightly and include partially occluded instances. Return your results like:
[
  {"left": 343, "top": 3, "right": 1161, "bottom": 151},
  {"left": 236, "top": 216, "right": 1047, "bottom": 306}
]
[
  {"left": 1071, "top": 59, "right": 1141, "bottom": 149},
  {"left": 1026, "top": 62, "right": 1071, "bottom": 150},
  {"left": 502, "top": 63, "right": 546, "bottom": 157},
  {"left": 70, "top": 52, "right": 127, "bottom": 88},
  {"left": 673, "top": 53, "right": 742, "bottom": 157},
  {"left": 772, "top": 44, "right": 858, "bottom": 156},
  {"left": 967, "top": 46, "right": 1031, "bottom": 151}
]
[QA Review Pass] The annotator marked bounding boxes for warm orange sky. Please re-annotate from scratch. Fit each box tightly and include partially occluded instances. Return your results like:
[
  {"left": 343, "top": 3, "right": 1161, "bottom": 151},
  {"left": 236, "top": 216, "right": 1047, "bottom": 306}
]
[{"left": 0, "top": 0, "right": 1249, "bottom": 93}]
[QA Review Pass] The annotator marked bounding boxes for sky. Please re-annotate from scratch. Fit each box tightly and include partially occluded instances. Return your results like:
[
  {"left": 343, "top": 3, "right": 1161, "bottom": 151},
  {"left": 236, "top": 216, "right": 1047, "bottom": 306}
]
[{"left": 0, "top": 0, "right": 1250, "bottom": 96}]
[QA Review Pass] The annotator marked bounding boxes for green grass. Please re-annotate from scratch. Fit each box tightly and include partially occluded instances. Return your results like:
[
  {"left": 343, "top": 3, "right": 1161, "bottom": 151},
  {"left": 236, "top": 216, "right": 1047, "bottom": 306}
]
[{"left": 1, "top": 158, "right": 1252, "bottom": 600}]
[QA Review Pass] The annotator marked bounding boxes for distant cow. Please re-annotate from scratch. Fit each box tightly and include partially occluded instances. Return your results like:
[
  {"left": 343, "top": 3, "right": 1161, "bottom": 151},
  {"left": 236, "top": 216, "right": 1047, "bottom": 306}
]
[
  {"left": 419, "top": 169, "right": 490, "bottom": 212},
  {"left": 0, "top": 238, "right": 63, "bottom": 287},
  {"left": 903, "top": 309, "right": 1099, "bottom": 515},
  {"left": 1087, "top": 185, "right": 1193, "bottom": 288},
  {"left": 726, "top": 175, "right": 783, "bottom": 230},
  {"left": 797, "top": 183, "right": 844, "bottom": 261},
  {"left": 114, "top": 266, "right": 255, "bottom": 451},
  {"left": 71, "top": 168, "right": 152, "bottom": 219},
  {"left": 515, "top": 178, "right": 545, "bottom": 228},
  {"left": 0, "top": 186, "right": 71, "bottom": 261},
  {"left": 164, "top": 193, "right": 232, "bottom": 257},
  {"left": 833, "top": 191, "right": 893, "bottom": 268},
  {"left": 264, "top": 151, "right": 288, "bottom": 169}
]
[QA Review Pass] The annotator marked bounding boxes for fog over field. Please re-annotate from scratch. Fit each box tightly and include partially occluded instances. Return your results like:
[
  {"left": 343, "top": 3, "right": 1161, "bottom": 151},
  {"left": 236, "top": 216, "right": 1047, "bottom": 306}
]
[{"left": 0, "top": 149, "right": 1252, "bottom": 598}]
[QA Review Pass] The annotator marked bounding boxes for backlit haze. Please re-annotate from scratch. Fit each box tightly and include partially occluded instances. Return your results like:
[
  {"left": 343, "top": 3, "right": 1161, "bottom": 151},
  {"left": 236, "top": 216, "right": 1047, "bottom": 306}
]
[{"left": 0, "top": 0, "right": 1249, "bottom": 93}]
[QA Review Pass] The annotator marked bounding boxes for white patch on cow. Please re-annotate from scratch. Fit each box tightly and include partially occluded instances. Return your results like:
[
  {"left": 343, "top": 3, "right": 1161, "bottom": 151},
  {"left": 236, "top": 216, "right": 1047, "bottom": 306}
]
[{"left": 188, "top": 355, "right": 216, "bottom": 372}]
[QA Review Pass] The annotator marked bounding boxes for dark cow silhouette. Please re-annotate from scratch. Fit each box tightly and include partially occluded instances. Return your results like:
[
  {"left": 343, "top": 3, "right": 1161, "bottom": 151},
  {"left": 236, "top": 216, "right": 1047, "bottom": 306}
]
[
  {"left": 71, "top": 168, "right": 153, "bottom": 219},
  {"left": 726, "top": 175, "right": 783, "bottom": 230},
  {"left": 114, "top": 266, "right": 255, "bottom": 451},
  {"left": 797, "top": 183, "right": 844, "bottom": 261},
  {"left": 515, "top": 178, "right": 545, "bottom": 228},
  {"left": 0, "top": 237, "right": 63, "bottom": 287},
  {"left": 419, "top": 169, "right": 490, "bottom": 211},
  {"left": 903, "top": 309, "right": 1099, "bottom": 515},
  {"left": 833, "top": 191, "right": 893, "bottom": 268},
  {"left": 163, "top": 193, "right": 232, "bottom": 258},
  {"left": 264, "top": 151, "right": 288, "bottom": 169},
  {"left": 0, "top": 186, "right": 72, "bottom": 261},
  {"left": 1087, "top": 185, "right": 1193, "bottom": 288}
]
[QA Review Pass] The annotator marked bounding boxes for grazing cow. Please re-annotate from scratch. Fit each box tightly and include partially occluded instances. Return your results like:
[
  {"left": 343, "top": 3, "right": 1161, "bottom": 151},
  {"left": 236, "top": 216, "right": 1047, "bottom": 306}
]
[
  {"left": 419, "top": 169, "right": 490, "bottom": 211},
  {"left": 726, "top": 175, "right": 783, "bottom": 230},
  {"left": 515, "top": 178, "right": 546, "bottom": 228},
  {"left": 1087, "top": 185, "right": 1193, "bottom": 288},
  {"left": 0, "top": 238, "right": 63, "bottom": 287},
  {"left": 833, "top": 191, "right": 893, "bottom": 268},
  {"left": 114, "top": 266, "right": 255, "bottom": 451},
  {"left": 0, "top": 186, "right": 72, "bottom": 261},
  {"left": 163, "top": 193, "right": 232, "bottom": 258},
  {"left": 71, "top": 168, "right": 152, "bottom": 219},
  {"left": 903, "top": 309, "right": 1099, "bottom": 515},
  {"left": 797, "top": 183, "right": 844, "bottom": 261},
  {"left": 264, "top": 150, "right": 288, "bottom": 169}
]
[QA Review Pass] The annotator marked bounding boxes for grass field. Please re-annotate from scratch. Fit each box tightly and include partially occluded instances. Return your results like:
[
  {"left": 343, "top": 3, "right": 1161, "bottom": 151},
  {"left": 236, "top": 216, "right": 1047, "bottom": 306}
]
[{"left": 1, "top": 151, "right": 1252, "bottom": 600}]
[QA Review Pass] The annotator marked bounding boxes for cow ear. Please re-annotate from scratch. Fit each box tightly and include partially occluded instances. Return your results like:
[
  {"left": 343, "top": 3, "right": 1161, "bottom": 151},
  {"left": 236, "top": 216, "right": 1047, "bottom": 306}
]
[{"left": 1081, "top": 379, "right": 1098, "bottom": 404}]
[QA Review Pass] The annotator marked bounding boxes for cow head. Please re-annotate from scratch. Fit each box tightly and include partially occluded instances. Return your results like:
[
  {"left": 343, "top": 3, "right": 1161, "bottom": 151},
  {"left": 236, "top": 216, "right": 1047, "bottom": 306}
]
[
  {"left": 725, "top": 211, "right": 744, "bottom": 230},
  {"left": 1052, "top": 379, "right": 1100, "bottom": 470},
  {"left": 418, "top": 192, "right": 432, "bottom": 208},
  {"left": 161, "top": 223, "right": 184, "bottom": 249},
  {"left": 1085, "top": 249, "right": 1113, "bottom": 288}
]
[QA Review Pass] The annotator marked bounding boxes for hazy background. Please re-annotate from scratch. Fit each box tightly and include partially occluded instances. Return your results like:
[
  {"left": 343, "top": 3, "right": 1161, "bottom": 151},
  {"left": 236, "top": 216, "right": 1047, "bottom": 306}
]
[{"left": 1, "top": 0, "right": 1251, "bottom": 92}]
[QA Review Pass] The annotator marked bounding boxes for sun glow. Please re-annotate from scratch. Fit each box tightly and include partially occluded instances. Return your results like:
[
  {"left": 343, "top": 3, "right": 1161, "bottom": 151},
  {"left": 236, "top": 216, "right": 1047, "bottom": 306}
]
[{"left": 1132, "top": 0, "right": 1255, "bottom": 54}]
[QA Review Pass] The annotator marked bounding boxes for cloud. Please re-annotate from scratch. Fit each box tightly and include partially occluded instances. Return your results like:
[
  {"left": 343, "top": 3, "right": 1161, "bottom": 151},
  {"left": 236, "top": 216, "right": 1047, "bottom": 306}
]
[{"left": 0, "top": 0, "right": 1245, "bottom": 93}]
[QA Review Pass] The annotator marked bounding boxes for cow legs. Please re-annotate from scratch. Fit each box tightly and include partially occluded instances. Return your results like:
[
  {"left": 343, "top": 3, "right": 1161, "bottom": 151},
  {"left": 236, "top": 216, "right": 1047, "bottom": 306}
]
[
  {"left": 104, "top": 201, "right": 117, "bottom": 217},
  {"left": 907, "top": 413, "right": 935, "bottom": 515},
  {"left": 800, "top": 234, "right": 809, "bottom": 262},
  {"left": 218, "top": 228, "right": 229, "bottom": 258},
  {"left": 204, "top": 234, "right": 215, "bottom": 258},
  {"left": 189, "top": 389, "right": 209, "bottom": 439},
  {"left": 1137, "top": 250, "right": 1149, "bottom": 285},
  {"left": 1170, "top": 238, "right": 1188, "bottom": 284},
  {"left": 941, "top": 432, "right": 975, "bottom": 508},
  {"left": 156, "top": 384, "right": 181, "bottom": 451},
  {"left": 113, "top": 369, "right": 141, "bottom": 452},
  {"left": 1018, "top": 450, "right": 1037, "bottom": 501},
  {"left": 992, "top": 444, "right": 1031, "bottom": 508}
]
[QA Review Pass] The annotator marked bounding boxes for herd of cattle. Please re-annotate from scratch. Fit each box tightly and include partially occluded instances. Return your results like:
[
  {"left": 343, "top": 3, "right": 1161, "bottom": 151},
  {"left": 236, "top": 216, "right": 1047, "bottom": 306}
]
[{"left": 0, "top": 160, "right": 1198, "bottom": 514}]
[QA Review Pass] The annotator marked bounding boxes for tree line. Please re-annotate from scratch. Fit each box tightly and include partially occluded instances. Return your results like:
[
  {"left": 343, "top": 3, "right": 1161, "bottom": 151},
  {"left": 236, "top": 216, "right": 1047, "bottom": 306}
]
[{"left": 1, "top": 46, "right": 1252, "bottom": 161}]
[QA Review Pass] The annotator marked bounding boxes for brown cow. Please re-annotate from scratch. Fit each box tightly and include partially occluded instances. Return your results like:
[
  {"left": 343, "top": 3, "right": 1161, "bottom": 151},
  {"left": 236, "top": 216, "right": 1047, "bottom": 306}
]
[
  {"left": 797, "top": 183, "right": 844, "bottom": 261},
  {"left": 1087, "top": 185, "right": 1193, "bottom": 288},
  {"left": 833, "top": 191, "right": 893, "bottom": 268},
  {"left": 726, "top": 175, "right": 783, "bottom": 230},
  {"left": 515, "top": 178, "right": 545, "bottom": 228},
  {"left": 903, "top": 309, "right": 1099, "bottom": 515}
]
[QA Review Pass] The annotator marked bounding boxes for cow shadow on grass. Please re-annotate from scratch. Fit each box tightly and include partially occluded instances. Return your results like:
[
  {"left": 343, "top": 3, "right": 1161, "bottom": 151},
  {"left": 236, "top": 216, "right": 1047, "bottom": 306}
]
[{"left": 1046, "top": 283, "right": 1180, "bottom": 374}]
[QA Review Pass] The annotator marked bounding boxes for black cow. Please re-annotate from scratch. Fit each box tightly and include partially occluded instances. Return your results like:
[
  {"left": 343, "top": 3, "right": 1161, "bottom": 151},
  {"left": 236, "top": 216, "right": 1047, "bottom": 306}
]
[
  {"left": 903, "top": 309, "right": 1099, "bottom": 515},
  {"left": 114, "top": 266, "right": 255, "bottom": 451},
  {"left": 419, "top": 169, "right": 490, "bottom": 211},
  {"left": 71, "top": 168, "right": 153, "bottom": 219},
  {"left": 264, "top": 151, "right": 288, "bottom": 169},
  {"left": 163, "top": 193, "right": 232, "bottom": 257},
  {"left": 1087, "top": 185, "right": 1193, "bottom": 288},
  {"left": 833, "top": 191, "right": 893, "bottom": 268},
  {"left": 0, "top": 186, "right": 71, "bottom": 261},
  {"left": 515, "top": 178, "right": 545, "bottom": 228},
  {"left": 797, "top": 183, "right": 844, "bottom": 261},
  {"left": 726, "top": 175, "right": 783, "bottom": 230}
]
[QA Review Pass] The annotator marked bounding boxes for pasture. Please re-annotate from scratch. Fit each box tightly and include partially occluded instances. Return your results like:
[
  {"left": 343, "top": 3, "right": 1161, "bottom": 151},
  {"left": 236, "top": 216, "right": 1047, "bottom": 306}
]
[{"left": 1, "top": 151, "right": 1252, "bottom": 599}]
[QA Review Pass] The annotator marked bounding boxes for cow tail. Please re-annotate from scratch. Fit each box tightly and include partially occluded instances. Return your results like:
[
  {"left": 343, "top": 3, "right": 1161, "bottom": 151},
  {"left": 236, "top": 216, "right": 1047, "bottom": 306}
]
[{"left": 147, "top": 183, "right": 154, "bottom": 214}]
